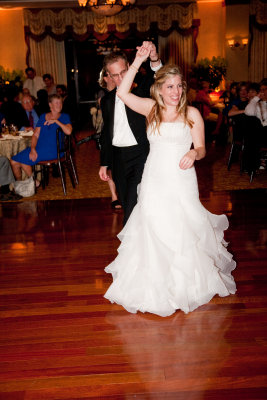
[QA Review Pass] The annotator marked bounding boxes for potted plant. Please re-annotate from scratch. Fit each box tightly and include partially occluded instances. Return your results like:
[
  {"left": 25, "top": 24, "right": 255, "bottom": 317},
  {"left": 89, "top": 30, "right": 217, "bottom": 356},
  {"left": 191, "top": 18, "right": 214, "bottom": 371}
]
[
  {"left": 191, "top": 56, "right": 227, "bottom": 90},
  {"left": 0, "top": 65, "right": 24, "bottom": 91}
]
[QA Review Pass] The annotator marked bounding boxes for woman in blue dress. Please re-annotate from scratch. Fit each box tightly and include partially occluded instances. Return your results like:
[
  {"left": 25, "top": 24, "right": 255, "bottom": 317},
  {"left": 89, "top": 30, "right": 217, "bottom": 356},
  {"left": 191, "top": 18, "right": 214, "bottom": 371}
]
[{"left": 10, "top": 94, "right": 72, "bottom": 184}]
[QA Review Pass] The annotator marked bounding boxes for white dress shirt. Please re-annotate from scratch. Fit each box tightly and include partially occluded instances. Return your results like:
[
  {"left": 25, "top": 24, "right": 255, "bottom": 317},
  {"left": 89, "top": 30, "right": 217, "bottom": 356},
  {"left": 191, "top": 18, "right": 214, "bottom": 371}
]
[
  {"left": 23, "top": 76, "right": 45, "bottom": 98},
  {"left": 112, "top": 61, "right": 162, "bottom": 147},
  {"left": 112, "top": 94, "right": 138, "bottom": 147},
  {"left": 245, "top": 96, "right": 267, "bottom": 127}
]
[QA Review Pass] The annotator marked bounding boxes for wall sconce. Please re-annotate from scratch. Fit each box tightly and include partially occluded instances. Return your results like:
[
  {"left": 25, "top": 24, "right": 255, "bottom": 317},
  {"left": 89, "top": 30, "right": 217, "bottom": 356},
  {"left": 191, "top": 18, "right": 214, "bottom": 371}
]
[{"left": 228, "top": 38, "right": 248, "bottom": 50}]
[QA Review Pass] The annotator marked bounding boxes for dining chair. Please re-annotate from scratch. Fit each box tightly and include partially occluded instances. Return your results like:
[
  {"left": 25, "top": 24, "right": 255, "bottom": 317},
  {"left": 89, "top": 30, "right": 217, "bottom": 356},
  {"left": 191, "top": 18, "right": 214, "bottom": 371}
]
[
  {"left": 227, "top": 117, "right": 244, "bottom": 172},
  {"left": 33, "top": 128, "right": 78, "bottom": 195},
  {"left": 249, "top": 146, "right": 267, "bottom": 183}
]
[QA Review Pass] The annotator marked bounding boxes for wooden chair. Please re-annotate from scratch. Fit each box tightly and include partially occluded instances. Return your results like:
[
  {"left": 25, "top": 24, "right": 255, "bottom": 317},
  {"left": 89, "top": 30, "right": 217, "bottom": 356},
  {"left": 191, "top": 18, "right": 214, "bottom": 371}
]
[
  {"left": 34, "top": 128, "right": 78, "bottom": 195},
  {"left": 227, "top": 117, "right": 244, "bottom": 172}
]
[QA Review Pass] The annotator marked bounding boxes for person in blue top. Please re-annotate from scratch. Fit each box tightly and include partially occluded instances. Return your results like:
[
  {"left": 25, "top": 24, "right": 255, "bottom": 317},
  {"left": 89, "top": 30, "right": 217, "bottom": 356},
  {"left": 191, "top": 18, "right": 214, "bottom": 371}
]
[{"left": 10, "top": 94, "right": 72, "bottom": 185}]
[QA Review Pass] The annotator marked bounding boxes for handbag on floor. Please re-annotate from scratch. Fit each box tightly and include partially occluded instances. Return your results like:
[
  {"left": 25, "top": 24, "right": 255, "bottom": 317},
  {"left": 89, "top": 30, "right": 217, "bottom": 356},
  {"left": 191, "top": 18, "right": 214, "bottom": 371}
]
[{"left": 13, "top": 176, "right": 35, "bottom": 197}]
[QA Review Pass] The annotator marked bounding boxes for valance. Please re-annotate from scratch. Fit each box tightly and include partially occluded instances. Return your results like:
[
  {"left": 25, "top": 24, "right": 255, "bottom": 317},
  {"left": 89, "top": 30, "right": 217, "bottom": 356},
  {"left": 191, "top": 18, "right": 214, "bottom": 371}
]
[
  {"left": 23, "top": 3, "right": 195, "bottom": 38},
  {"left": 250, "top": 0, "right": 267, "bottom": 27}
]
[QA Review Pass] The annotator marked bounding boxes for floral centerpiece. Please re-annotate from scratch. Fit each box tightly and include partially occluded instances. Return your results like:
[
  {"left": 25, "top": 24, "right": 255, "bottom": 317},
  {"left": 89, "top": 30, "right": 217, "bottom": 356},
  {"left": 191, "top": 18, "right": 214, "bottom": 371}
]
[{"left": 191, "top": 57, "right": 227, "bottom": 90}]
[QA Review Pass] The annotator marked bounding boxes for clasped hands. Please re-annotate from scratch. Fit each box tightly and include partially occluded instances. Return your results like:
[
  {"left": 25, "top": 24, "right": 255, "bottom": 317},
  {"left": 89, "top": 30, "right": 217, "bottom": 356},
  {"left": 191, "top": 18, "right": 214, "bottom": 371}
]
[
  {"left": 44, "top": 119, "right": 58, "bottom": 126},
  {"left": 135, "top": 41, "right": 159, "bottom": 65}
]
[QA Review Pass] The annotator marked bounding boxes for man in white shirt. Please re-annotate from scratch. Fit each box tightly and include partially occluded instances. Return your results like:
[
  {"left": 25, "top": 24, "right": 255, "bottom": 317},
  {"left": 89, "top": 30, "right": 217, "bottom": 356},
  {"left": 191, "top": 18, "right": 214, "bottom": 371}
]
[
  {"left": 245, "top": 79, "right": 267, "bottom": 127},
  {"left": 99, "top": 42, "right": 161, "bottom": 224},
  {"left": 23, "top": 67, "right": 45, "bottom": 98},
  {"left": 244, "top": 79, "right": 267, "bottom": 173}
]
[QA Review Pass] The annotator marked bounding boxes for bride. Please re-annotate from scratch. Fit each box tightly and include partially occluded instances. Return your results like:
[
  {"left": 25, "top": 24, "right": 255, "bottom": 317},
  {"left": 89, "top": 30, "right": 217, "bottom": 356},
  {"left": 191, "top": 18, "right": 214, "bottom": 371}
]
[{"left": 104, "top": 43, "right": 236, "bottom": 317}]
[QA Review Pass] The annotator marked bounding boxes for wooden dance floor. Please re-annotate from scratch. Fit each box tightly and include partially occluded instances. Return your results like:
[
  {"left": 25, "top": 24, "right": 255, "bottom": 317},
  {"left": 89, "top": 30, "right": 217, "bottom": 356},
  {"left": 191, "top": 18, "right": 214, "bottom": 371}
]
[{"left": 0, "top": 190, "right": 267, "bottom": 399}]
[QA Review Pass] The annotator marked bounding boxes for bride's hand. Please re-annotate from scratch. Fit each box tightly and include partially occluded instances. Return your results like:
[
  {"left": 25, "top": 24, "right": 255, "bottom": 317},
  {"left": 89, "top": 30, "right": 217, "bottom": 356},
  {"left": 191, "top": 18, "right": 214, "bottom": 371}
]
[
  {"left": 135, "top": 42, "right": 153, "bottom": 64},
  {"left": 179, "top": 150, "right": 197, "bottom": 170}
]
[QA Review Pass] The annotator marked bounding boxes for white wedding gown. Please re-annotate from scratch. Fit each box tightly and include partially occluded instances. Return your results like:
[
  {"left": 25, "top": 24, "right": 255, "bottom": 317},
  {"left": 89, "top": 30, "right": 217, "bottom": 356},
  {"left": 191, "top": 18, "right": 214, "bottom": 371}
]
[{"left": 104, "top": 121, "right": 236, "bottom": 317}]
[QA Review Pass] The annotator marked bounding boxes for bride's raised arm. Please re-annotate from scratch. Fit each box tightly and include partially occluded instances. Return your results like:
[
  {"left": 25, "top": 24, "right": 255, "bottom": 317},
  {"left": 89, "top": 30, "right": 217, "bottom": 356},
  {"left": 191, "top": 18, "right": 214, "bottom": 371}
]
[{"left": 117, "top": 43, "right": 155, "bottom": 117}]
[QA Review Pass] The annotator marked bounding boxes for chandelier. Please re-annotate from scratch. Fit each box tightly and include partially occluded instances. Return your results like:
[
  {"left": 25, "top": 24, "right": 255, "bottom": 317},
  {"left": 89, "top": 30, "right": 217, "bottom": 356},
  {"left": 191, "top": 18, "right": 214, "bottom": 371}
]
[{"left": 78, "top": 0, "right": 136, "bottom": 17}]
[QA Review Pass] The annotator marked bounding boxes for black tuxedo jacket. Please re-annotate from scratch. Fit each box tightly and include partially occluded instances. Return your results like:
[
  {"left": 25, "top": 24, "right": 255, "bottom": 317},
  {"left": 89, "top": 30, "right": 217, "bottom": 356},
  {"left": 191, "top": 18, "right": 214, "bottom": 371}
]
[{"left": 100, "top": 68, "right": 155, "bottom": 169}]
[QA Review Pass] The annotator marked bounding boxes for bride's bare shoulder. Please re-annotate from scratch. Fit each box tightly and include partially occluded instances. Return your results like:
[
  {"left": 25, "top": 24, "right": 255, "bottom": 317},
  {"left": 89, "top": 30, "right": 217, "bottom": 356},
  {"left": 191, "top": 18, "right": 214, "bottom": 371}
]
[
  {"left": 187, "top": 105, "right": 202, "bottom": 121},
  {"left": 144, "top": 98, "right": 156, "bottom": 116}
]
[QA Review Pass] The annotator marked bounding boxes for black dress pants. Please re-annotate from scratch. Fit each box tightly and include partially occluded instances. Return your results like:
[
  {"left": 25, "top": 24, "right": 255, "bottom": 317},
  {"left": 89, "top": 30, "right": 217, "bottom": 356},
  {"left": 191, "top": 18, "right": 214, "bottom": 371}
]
[
  {"left": 242, "top": 116, "right": 266, "bottom": 172},
  {"left": 112, "top": 143, "right": 149, "bottom": 225}
]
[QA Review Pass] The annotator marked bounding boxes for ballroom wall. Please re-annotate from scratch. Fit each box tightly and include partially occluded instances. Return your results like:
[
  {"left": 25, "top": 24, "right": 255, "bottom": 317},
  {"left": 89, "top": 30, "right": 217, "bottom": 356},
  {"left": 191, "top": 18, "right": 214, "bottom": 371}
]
[
  {"left": 194, "top": 1, "right": 226, "bottom": 60},
  {"left": 0, "top": 2, "right": 250, "bottom": 82},
  {"left": 0, "top": 9, "right": 26, "bottom": 72},
  {"left": 225, "top": 4, "right": 250, "bottom": 82}
]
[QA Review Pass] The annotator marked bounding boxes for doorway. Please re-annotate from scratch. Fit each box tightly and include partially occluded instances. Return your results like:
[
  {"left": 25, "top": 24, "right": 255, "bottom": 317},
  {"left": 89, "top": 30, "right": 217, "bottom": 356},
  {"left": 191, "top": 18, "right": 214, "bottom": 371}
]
[{"left": 64, "top": 35, "right": 157, "bottom": 127}]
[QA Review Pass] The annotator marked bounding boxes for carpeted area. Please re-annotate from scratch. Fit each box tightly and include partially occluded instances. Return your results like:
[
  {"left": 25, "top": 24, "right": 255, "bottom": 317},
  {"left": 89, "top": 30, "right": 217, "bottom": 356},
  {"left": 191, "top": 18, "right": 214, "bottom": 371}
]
[{"left": 21, "top": 130, "right": 267, "bottom": 202}]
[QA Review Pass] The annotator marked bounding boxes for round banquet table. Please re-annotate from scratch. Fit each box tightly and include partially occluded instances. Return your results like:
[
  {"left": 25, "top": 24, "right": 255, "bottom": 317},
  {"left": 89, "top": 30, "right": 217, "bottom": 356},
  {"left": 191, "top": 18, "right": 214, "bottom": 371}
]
[{"left": 0, "top": 136, "right": 31, "bottom": 160}]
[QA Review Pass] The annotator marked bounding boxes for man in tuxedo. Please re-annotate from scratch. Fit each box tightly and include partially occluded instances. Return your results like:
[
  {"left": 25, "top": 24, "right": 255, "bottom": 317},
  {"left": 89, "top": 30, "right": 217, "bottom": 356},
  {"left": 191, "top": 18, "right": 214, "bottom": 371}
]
[{"left": 99, "top": 42, "right": 161, "bottom": 224}]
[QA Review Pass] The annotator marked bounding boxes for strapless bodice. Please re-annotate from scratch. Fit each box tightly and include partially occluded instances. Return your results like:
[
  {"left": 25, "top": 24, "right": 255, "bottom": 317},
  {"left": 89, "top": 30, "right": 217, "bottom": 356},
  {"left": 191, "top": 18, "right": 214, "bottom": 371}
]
[{"left": 147, "top": 122, "right": 192, "bottom": 148}]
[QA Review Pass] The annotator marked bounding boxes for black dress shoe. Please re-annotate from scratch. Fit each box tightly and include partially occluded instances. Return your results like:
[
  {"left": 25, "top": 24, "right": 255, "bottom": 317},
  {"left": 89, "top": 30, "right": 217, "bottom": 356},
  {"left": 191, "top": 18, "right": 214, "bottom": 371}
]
[{"left": 0, "top": 191, "right": 23, "bottom": 201}]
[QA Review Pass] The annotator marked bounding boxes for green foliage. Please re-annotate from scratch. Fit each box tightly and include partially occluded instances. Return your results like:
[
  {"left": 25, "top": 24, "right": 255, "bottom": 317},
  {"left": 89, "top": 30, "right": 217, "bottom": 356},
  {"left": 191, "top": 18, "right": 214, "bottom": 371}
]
[
  {"left": 0, "top": 65, "right": 24, "bottom": 88},
  {"left": 192, "top": 57, "right": 227, "bottom": 89}
]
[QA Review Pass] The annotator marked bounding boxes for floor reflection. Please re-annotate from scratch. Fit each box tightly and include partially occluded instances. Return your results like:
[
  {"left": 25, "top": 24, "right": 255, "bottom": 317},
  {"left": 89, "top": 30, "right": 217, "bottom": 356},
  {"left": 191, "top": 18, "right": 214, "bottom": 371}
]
[{"left": 105, "top": 307, "right": 232, "bottom": 398}]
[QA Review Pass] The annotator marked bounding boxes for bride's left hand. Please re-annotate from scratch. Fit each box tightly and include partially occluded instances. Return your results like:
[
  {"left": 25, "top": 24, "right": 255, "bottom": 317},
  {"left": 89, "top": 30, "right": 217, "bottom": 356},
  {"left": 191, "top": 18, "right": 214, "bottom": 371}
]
[
  {"left": 179, "top": 150, "right": 197, "bottom": 170},
  {"left": 135, "top": 42, "right": 153, "bottom": 63}
]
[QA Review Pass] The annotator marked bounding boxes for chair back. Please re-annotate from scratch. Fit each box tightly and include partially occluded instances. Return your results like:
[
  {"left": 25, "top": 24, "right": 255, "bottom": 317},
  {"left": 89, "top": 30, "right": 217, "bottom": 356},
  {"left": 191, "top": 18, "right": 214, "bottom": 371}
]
[{"left": 56, "top": 127, "right": 72, "bottom": 160}]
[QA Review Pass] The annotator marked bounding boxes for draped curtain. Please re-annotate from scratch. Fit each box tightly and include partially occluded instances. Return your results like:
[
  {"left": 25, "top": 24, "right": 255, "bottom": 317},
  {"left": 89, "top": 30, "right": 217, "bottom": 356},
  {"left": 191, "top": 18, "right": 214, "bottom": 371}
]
[
  {"left": 249, "top": 0, "right": 267, "bottom": 81},
  {"left": 23, "top": 4, "right": 198, "bottom": 85},
  {"left": 23, "top": 5, "right": 195, "bottom": 37},
  {"left": 159, "top": 31, "right": 193, "bottom": 80},
  {"left": 29, "top": 36, "right": 67, "bottom": 85}
]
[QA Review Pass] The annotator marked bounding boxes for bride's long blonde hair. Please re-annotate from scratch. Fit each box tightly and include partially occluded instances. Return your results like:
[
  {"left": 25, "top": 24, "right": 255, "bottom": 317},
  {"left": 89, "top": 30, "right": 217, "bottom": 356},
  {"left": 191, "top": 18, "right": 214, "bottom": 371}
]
[{"left": 147, "top": 64, "right": 193, "bottom": 134}]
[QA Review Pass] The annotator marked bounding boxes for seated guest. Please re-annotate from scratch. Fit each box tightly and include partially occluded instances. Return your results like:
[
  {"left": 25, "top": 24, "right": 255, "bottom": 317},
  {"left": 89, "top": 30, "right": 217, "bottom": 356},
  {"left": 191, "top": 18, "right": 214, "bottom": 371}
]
[
  {"left": 248, "top": 82, "right": 260, "bottom": 101},
  {"left": 0, "top": 156, "right": 22, "bottom": 201},
  {"left": 246, "top": 79, "right": 267, "bottom": 123},
  {"left": 10, "top": 94, "right": 72, "bottom": 185},
  {"left": 221, "top": 81, "right": 238, "bottom": 115},
  {"left": 195, "top": 80, "right": 223, "bottom": 137},
  {"left": 23, "top": 67, "right": 45, "bottom": 98},
  {"left": 243, "top": 79, "right": 267, "bottom": 172},
  {"left": 0, "top": 88, "right": 28, "bottom": 130},
  {"left": 18, "top": 87, "right": 31, "bottom": 103},
  {"left": 224, "top": 81, "right": 238, "bottom": 103},
  {"left": 22, "top": 88, "right": 31, "bottom": 96},
  {"left": 20, "top": 94, "right": 39, "bottom": 130},
  {"left": 228, "top": 82, "right": 248, "bottom": 117},
  {"left": 35, "top": 89, "right": 50, "bottom": 116},
  {"left": 43, "top": 74, "right": 57, "bottom": 95},
  {"left": 56, "top": 84, "right": 67, "bottom": 98},
  {"left": 56, "top": 84, "right": 77, "bottom": 124},
  {"left": 195, "top": 80, "right": 216, "bottom": 119},
  {"left": 226, "top": 82, "right": 249, "bottom": 145}
]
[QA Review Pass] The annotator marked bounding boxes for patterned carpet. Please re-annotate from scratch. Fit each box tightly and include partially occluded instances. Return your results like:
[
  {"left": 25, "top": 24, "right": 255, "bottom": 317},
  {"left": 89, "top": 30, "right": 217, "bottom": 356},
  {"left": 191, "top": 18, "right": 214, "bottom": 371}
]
[{"left": 22, "top": 130, "right": 267, "bottom": 202}]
